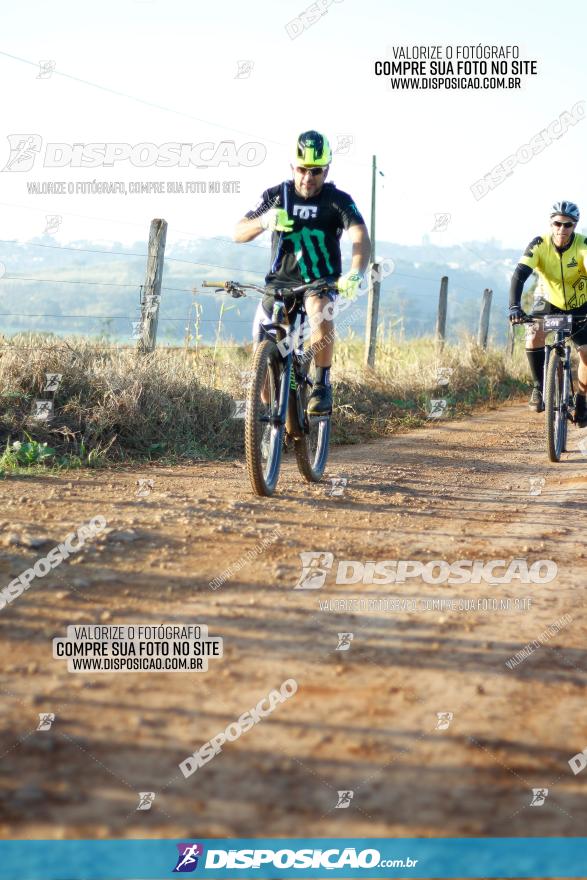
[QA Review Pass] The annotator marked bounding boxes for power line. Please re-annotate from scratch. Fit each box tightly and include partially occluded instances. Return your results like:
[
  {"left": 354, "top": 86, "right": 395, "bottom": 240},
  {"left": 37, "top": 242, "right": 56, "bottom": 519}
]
[
  {"left": 0, "top": 51, "right": 285, "bottom": 147},
  {"left": 0, "top": 239, "right": 147, "bottom": 259},
  {"left": 0, "top": 234, "right": 269, "bottom": 274},
  {"left": 0, "top": 312, "right": 252, "bottom": 324},
  {"left": 0, "top": 201, "right": 269, "bottom": 247},
  {"left": 2, "top": 274, "right": 140, "bottom": 288},
  {"left": 0, "top": 312, "right": 137, "bottom": 320},
  {"left": 0, "top": 52, "right": 372, "bottom": 170},
  {"left": 0, "top": 233, "right": 271, "bottom": 257}
]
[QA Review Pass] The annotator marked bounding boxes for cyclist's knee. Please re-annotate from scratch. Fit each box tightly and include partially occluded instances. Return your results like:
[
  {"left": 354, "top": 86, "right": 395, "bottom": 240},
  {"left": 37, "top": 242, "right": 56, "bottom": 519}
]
[
  {"left": 525, "top": 324, "right": 544, "bottom": 347},
  {"left": 311, "top": 314, "right": 334, "bottom": 337}
]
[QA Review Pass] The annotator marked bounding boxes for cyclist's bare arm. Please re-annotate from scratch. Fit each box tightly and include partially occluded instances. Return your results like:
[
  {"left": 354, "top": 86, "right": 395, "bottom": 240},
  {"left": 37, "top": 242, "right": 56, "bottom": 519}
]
[
  {"left": 234, "top": 215, "right": 265, "bottom": 243},
  {"left": 347, "top": 222, "right": 371, "bottom": 274}
]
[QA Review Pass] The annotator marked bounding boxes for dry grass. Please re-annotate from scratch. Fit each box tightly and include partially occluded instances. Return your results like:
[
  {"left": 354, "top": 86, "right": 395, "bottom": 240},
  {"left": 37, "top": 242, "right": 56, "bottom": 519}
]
[
  {"left": 330, "top": 330, "right": 529, "bottom": 444},
  {"left": 0, "top": 331, "right": 529, "bottom": 466}
]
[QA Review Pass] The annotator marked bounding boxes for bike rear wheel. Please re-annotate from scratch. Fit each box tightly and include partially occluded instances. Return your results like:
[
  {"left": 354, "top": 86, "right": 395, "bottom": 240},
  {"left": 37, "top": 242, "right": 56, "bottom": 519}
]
[
  {"left": 545, "top": 350, "right": 566, "bottom": 462},
  {"left": 293, "top": 358, "right": 331, "bottom": 482},
  {"left": 245, "top": 339, "right": 284, "bottom": 496}
]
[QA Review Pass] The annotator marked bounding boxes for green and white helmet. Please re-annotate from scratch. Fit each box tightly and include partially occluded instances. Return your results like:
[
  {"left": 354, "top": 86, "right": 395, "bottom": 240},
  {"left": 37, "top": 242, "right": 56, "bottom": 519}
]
[{"left": 294, "top": 130, "right": 332, "bottom": 167}]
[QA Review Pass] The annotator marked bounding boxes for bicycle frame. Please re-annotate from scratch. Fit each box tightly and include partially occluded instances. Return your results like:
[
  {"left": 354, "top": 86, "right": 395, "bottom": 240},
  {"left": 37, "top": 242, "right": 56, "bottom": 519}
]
[
  {"left": 259, "top": 300, "right": 312, "bottom": 434},
  {"left": 204, "top": 275, "right": 333, "bottom": 435}
]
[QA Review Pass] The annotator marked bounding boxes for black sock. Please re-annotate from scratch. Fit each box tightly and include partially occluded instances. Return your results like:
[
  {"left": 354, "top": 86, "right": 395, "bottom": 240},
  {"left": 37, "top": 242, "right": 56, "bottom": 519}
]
[
  {"left": 316, "top": 366, "right": 331, "bottom": 386},
  {"left": 526, "top": 348, "right": 545, "bottom": 389}
]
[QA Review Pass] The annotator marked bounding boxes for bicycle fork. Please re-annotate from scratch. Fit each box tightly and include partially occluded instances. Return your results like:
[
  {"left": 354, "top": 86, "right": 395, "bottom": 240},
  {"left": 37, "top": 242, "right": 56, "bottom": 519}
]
[{"left": 543, "top": 339, "right": 573, "bottom": 419}]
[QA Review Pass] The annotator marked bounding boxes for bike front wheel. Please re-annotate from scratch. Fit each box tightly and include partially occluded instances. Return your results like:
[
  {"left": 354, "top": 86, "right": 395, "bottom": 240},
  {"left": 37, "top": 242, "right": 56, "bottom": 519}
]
[
  {"left": 544, "top": 349, "right": 566, "bottom": 462},
  {"left": 245, "top": 339, "right": 284, "bottom": 496}
]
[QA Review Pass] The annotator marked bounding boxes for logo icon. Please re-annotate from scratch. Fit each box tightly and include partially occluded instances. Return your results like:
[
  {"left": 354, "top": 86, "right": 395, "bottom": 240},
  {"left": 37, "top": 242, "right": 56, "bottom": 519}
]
[
  {"left": 432, "top": 212, "right": 451, "bottom": 232},
  {"left": 37, "top": 60, "right": 56, "bottom": 79},
  {"left": 235, "top": 60, "right": 254, "bottom": 79},
  {"left": 43, "top": 373, "right": 62, "bottom": 393},
  {"left": 568, "top": 257, "right": 578, "bottom": 268},
  {"left": 294, "top": 551, "right": 334, "bottom": 589},
  {"left": 137, "top": 791, "right": 156, "bottom": 810},
  {"left": 328, "top": 477, "right": 347, "bottom": 496},
  {"left": 428, "top": 398, "right": 448, "bottom": 419},
  {"left": 335, "top": 790, "right": 354, "bottom": 809},
  {"left": 528, "top": 477, "right": 545, "bottom": 496},
  {"left": 173, "top": 843, "right": 204, "bottom": 873},
  {"left": 336, "top": 632, "right": 353, "bottom": 651},
  {"left": 435, "top": 367, "right": 453, "bottom": 386},
  {"left": 32, "top": 400, "right": 53, "bottom": 421},
  {"left": 2, "top": 134, "right": 42, "bottom": 171},
  {"left": 136, "top": 479, "right": 154, "bottom": 498},
  {"left": 232, "top": 400, "right": 247, "bottom": 419},
  {"left": 36, "top": 713, "right": 55, "bottom": 731},
  {"left": 435, "top": 712, "right": 453, "bottom": 730},
  {"left": 44, "top": 214, "right": 62, "bottom": 235},
  {"left": 530, "top": 787, "right": 549, "bottom": 806},
  {"left": 292, "top": 204, "right": 318, "bottom": 220},
  {"left": 238, "top": 369, "right": 253, "bottom": 389},
  {"left": 334, "top": 134, "right": 354, "bottom": 155}
]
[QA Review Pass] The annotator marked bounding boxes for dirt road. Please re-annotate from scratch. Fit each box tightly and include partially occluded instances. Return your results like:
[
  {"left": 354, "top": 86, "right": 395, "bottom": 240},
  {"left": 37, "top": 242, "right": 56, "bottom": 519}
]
[{"left": 1, "top": 400, "right": 587, "bottom": 842}]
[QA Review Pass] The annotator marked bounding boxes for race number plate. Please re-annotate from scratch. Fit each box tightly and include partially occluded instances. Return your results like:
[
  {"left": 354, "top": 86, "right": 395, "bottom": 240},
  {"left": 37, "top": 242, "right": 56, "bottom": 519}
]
[{"left": 543, "top": 314, "right": 573, "bottom": 331}]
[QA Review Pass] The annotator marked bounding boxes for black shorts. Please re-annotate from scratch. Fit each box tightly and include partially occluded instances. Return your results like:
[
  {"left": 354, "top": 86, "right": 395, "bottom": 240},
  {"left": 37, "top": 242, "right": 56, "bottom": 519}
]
[
  {"left": 261, "top": 283, "right": 338, "bottom": 320},
  {"left": 529, "top": 299, "right": 587, "bottom": 348}
]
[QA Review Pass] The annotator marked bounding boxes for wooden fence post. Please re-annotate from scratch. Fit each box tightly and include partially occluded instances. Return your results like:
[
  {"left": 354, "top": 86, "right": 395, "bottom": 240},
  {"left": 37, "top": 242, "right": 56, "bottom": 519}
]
[
  {"left": 138, "top": 218, "right": 167, "bottom": 353},
  {"left": 477, "top": 288, "right": 493, "bottom": 349},
  {"left": 506, "top": 321, "right": 515, "bottom": 358},
  {"left": 435, "top": 276, "right": 448, "bottom": 348},
  {"left": 364, "top": 261, "right": 381, "bottom": 368}
]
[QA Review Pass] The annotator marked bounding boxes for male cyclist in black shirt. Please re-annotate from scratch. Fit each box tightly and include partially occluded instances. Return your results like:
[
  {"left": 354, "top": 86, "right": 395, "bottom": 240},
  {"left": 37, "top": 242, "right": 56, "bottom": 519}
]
[{"left": 234, "top": 130, "right": 370, "bottom": 415}]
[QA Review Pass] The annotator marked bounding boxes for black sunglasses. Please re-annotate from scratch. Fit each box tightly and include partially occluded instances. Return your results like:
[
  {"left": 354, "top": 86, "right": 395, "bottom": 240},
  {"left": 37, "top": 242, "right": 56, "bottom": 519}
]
[
  {"left": 552, "top": 220, "right": 575, "bottom": 228},
  {"left": 295, "top": 166, "right": 324, "bottom": 177}
]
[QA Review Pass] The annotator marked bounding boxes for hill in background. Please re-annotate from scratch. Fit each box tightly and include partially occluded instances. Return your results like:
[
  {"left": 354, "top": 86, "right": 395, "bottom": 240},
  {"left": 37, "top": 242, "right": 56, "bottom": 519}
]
[{"left": 0, "top": 234, "right": 523, "bottom": 345}]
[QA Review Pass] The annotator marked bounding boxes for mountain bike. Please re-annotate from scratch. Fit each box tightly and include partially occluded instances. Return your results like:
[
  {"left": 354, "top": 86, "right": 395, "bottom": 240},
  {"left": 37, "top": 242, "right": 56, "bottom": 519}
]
[
  {"left": 202, "top": 279, "right": 333, "bottom": 496},
  {"left": 519, "top": 312, "right": 587, "bottom": 461}
]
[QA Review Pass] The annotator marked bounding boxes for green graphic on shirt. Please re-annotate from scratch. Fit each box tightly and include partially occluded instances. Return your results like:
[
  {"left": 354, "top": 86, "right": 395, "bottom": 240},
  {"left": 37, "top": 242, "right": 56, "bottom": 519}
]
[{"left": 284, "top": 227, "right": 333, "bottom": 281}]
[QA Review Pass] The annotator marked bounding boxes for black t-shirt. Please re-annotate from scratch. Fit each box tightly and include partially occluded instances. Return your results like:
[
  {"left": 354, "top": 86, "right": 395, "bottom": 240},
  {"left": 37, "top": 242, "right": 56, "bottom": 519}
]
[{"left": 245, "top": 180, "right": 366, "bottom": 287}]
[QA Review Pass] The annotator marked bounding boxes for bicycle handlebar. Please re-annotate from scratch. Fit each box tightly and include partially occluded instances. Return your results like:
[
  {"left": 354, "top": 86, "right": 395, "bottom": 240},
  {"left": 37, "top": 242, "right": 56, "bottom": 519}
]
[
  {"left": 200, "top": 279, "right": 336, "bottom": 298},
  {"left": 512, "top": 312, "right": 587, "bottom": 325}
]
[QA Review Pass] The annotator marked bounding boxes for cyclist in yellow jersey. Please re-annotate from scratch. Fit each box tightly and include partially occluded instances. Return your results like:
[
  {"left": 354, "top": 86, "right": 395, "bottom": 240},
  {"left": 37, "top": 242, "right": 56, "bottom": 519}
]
[{"left": 509, "top": 201, "right": 587, "bottom": 425}]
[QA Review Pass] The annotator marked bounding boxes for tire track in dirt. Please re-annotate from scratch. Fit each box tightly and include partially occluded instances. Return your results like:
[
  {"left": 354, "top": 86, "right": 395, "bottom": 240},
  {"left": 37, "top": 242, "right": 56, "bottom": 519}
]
[{"left": 1, "top": 401, "right": 586, "bottom": 841}]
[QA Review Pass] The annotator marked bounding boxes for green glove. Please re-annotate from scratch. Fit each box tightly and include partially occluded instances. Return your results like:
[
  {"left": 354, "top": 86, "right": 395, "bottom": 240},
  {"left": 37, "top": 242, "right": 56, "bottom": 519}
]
[
  {"left": 259, "top": 208, "right": 294, "bottom": 232},
  {"left": 337, "top": 271, "right": 363, "bottom": 300}
]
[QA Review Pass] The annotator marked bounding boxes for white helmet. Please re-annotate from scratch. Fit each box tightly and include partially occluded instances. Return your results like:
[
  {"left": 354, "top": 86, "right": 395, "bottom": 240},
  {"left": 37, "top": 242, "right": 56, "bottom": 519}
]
[{"left": 550, "top": 200, "right": 580, "bottom": 222}]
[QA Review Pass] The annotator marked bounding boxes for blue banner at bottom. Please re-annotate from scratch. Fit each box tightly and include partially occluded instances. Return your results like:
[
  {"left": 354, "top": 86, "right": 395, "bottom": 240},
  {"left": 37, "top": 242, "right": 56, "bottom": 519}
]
[{"left": 0, "top": 837, "right": 585, "bottom": 879}]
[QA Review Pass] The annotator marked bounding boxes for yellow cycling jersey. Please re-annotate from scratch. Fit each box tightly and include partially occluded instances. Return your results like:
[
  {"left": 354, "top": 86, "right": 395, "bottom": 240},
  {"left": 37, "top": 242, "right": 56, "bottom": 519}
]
[{"left": 518, "top": 232, "right": 587, "bottom": 310}]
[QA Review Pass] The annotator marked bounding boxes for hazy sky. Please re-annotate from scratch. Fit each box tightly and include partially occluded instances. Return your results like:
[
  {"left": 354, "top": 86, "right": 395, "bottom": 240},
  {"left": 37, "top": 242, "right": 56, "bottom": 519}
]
[{"left": 1, "top": 0, "right": 585, "bottom": 253}]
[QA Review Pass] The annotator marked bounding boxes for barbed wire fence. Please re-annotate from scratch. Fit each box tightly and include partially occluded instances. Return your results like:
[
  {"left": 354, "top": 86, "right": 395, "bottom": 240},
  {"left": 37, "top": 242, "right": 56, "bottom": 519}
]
[
  {"left": 0, "top": 218, "right": 511, "bottom": 360},
  {"left": 0, "top": 216, "right": 523, "bottom": 431}
]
